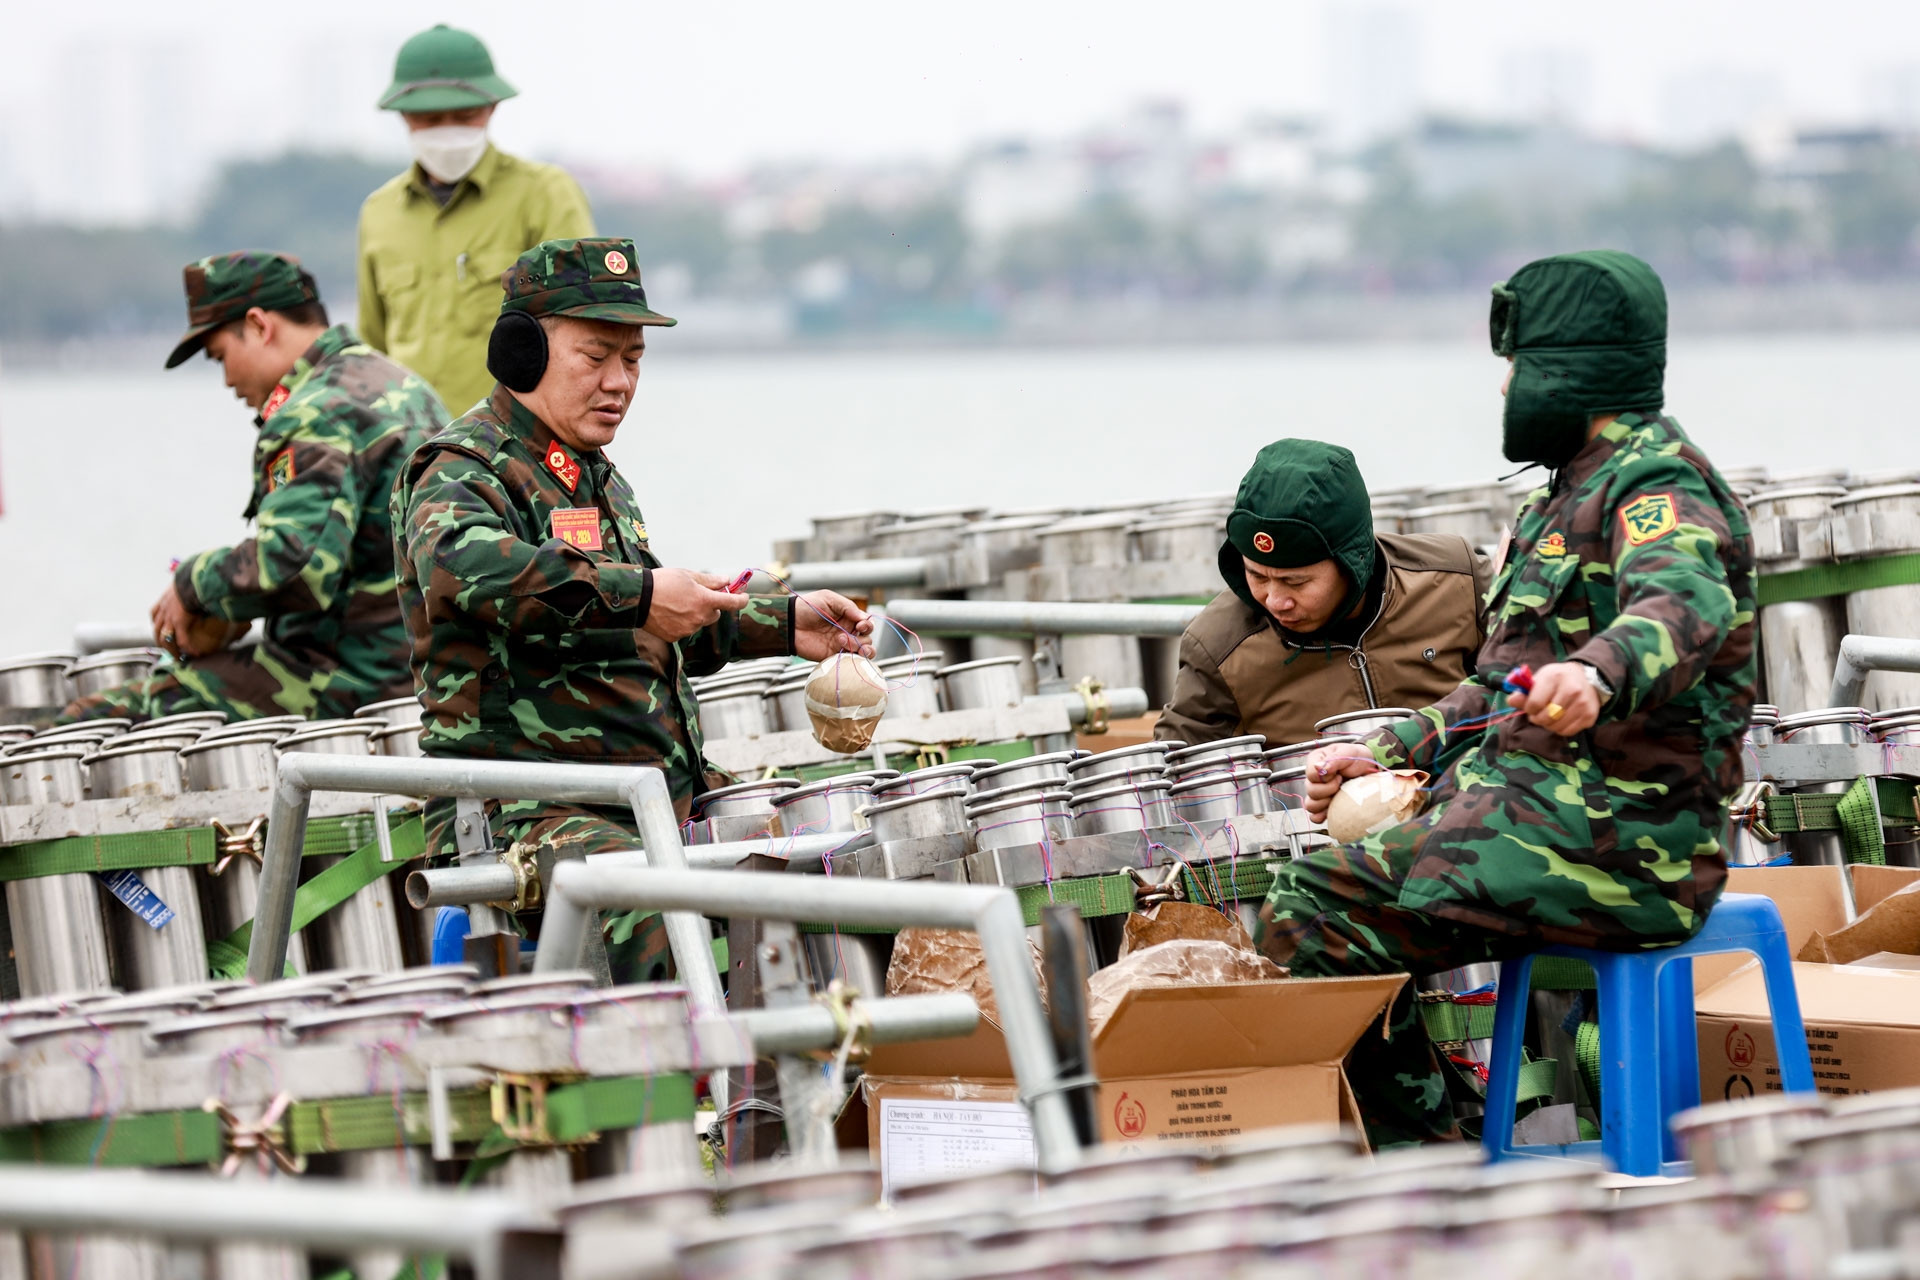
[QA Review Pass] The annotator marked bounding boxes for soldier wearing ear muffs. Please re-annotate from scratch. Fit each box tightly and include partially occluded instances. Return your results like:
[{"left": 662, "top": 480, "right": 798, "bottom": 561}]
[{"left": 392, "top": 237, "right": 875, "bottom": 977}]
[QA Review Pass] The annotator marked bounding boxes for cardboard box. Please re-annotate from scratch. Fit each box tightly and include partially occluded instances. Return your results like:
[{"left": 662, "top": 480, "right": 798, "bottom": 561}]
[
  {"left": 860, "top": 974, "right": 1403, "bottom": 1195},
  {"left": 1695, "top": 864, "right": 1920, "bottom": 1103}
]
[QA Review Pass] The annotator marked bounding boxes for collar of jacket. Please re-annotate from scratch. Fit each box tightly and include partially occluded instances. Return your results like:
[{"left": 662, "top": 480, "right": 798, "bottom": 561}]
[
  {"left": 1553, "top": 409, "right": 1657, "bottom": 493},
  {"left": 253, "top": 324, "right": 361, "bottom": 432},
  {"left": 488, "top": 384, "right": 612, "bottom": 493},
  {"left": 405, "top": 142, "right": 502, "bottom": 204}
]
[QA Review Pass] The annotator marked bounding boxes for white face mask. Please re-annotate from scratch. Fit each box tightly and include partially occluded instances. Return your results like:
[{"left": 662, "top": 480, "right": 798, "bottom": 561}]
[{"left": 409, "top": 125, "right": 489, "bottom": 184}]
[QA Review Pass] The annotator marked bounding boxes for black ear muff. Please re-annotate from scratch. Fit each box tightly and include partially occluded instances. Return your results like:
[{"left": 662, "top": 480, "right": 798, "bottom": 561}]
[{"left": 487, "top": 311, "right": 548, "bottom": 393}]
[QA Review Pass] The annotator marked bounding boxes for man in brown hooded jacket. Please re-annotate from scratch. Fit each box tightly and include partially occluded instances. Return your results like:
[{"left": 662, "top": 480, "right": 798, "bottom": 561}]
[{"left": 1155, "top": 440, "right": 1493, "bottom": 749}]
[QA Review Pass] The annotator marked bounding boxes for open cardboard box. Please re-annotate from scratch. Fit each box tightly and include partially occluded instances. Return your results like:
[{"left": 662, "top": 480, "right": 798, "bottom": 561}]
[
  {"left": 1695, "top": 864, "right": 1920, "bottom": 1102},
  {"left": 859, "top": 973, "right": 1404, "bottom": 1195}
]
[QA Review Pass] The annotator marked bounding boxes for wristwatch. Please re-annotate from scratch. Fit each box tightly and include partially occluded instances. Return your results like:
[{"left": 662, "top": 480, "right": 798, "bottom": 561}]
[{"left": 1572, "top": 661, "right": 1615, "bottom": 700}]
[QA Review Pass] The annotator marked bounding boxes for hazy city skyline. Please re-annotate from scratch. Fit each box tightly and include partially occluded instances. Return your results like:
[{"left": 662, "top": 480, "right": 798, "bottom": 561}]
[{"left": 7, "top": 0, "right": 1920, "bottom": 225}]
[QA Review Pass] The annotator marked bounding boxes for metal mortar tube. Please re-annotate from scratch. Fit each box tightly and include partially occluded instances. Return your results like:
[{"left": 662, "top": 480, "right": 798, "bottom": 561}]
[
  {"left": 532, "top": 864, "right": 1081, "bottom": 1174},
  {"left": 205, "top": 858, "right": 309, "bottom": 976},
  {"left": 589, "top": 1123, "right": 705, "bottom": 1186},
  {"left": 107, "top": 867, "right": 209, "bottom": 991},
  {"left": 335, "top": 1147, "right": 430, "bottom": 1280},
  {"left": 303, "top": 853, "right": 406, "bottom": 975},
  {"left": 209, "top": 1162, "right": 306, "bottom": 1280},
  {"left": 30, "top": 1234, "right": 168, "bottom": 1280},
  {"left": 0, "top": 1234, "right": 20, "bottom": 1280},
  {"left": 484, "top": 1148, "right": 574, "bottom": 1205},
  {"left": 5, "top": 875, "right": 113, "bottom": 997}
]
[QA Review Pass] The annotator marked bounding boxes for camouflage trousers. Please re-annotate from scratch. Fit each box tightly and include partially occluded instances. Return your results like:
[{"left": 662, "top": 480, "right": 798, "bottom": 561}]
[
  {"left": 59, "top": 646, "right": 398, "bottom": 725},
  {"left": 424, "top": 798, "right": 673, "bottom": 985},
  {"left": 1256, "top": 828, "right": 1536, "bottom": 1149}
]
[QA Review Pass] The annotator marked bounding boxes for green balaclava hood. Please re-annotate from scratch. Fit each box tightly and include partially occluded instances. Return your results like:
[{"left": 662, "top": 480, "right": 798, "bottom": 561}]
[
  {"left": 1492, "top": 249, "right": 1667, "bottom": 469},
  {"left": 1220, "top": 439, "right": 1379, "bottom": 623}
]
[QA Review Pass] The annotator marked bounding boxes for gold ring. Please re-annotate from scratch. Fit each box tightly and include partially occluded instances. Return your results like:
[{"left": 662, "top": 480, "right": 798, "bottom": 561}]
[{"left": 1546, "top": 702, "right": 1564, "bottom": 720}]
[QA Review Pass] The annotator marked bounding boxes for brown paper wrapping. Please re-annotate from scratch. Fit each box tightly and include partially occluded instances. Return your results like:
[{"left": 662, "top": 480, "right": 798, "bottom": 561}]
[
  {"left": 1118, "top": 901, "right": 1255, "bottom": 958},
  {"left": 1087, "top": 939, "right": 1287, "bottom": 1034},
  {"left": 885, "top": 926, "right": 1048, "bottom": 1022},
  {"left": 805, "top": 653, "right": 889, "bottom": 754},
  {"left": 1324, "top": 769, "right": 1428, "bottom": 844}
]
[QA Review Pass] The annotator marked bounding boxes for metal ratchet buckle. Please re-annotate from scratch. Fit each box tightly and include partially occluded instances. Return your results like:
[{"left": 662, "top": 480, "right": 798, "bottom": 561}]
[
  {"left": 1074, "top": 676, "right": 1110, "bottom": 734},
  {"left": 1730, "top": 780, "right": 1779, "bottom": 842},
  {"left": 208, "top": 816, "right": 267, "bottom": 877},
  {"left": 490, "top": 1072, "right": 568, "bottom": 1145},
  {"left": 1127, "top": 861, "right": 1188, "bottom": 909}
]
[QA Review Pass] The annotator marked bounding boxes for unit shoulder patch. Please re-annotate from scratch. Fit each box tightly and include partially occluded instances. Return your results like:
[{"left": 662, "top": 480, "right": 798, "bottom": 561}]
[
  {"left": 1619, "top": 492, "right": 1678, "bottom": 546},
  {"left": 1537, "top": 531, "right": 1567, "bottom": 558},
  {"left": 267, "top": 447, "right": 296, "bottom": 493}
]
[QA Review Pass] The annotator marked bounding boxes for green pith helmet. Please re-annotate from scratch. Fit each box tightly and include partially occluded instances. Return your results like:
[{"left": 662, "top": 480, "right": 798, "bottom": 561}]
[{"left": 378, "top": 24, "right": 518, "bottom": 113}]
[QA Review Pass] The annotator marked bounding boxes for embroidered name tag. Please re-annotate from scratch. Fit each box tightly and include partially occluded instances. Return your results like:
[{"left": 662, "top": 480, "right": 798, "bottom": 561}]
[{"left": 551, "top": 508, "right": 604, "bottom": 551}]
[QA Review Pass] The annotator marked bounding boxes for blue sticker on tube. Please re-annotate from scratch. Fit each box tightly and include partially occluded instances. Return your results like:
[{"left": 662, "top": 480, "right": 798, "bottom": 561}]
[{"left": 97, "top": 870, "right": 175, "bottom": 931}]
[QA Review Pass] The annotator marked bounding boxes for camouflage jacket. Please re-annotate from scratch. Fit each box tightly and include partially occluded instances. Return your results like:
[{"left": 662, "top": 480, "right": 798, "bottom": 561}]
[
  {"left": 392, "top": 386, "right": 792, "bottom": 802},
  {"left": 175, "top": 325, "right": 446, "bottom": 715},
  {"left": 1365, "top": 412, "right": 1757, "bottom": 946}
]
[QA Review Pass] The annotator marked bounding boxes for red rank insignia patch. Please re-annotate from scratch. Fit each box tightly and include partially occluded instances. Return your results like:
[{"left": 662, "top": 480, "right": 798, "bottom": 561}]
[
  {"left": 550, "top": 508, "right": 604, "bottom": 551},
  {"left": 543, "top": 442, "right": 580, "bottom": 492},
  {"left": 261, "top": 384, "right": 291, "bottom": 420}
]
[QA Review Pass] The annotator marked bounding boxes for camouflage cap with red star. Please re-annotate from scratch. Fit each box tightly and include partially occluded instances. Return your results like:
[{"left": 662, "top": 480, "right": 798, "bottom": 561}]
[{"left": 499, "top": 237, "right": 676, "bottom": 327}]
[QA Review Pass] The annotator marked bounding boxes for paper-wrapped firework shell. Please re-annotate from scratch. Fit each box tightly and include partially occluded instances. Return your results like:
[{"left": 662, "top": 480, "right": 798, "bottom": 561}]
[
  {"left": 1324, "top": 768, "right": 1429, "bottom": 844},
  {"left": 804, "top": 653, "right": 889, "bottom": 754}
]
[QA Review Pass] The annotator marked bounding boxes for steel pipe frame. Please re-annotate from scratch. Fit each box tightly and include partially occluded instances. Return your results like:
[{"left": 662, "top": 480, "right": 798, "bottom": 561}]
[
  {"left": 533, "top": 863, "right": 1082, "bottom": 1174},
  {"left": 783, "top": 557, "right": 932, "bottom": 590},
  {"left": 733, "top": 991, "right": 979, "bottom": 1056},
  {"left": 1829, "top": 634, "right": 1920, "bottom": 707},
  {"left": 406, "top": 831, "right": 863, "bottom": 907},
  {"left": 245, "top": 757, "right": 722, "bottom": 1043},
  {"left": 880, "top": 598, "right": 1202, "bottom": 638},
  {"left": 0, "top": 1166, "right": 558, "bottom": 1280}
]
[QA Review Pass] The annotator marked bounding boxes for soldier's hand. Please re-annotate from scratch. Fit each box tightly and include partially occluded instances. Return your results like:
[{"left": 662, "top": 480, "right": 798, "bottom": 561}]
[
  {"left": 1303, "top": 743, "right": 1381, "bottom": 824},
  {"left": 1506, "top": 661, "right": 1600, "bottom": 736},
  {"left": 150, "top": 584, "right": 196, "bottom": 660},
  {"left": 793, "top": 591, "right": 876, "bottom": 660},
  {"left": 643, "top": 569, "right": 748, "bottom": 643}
]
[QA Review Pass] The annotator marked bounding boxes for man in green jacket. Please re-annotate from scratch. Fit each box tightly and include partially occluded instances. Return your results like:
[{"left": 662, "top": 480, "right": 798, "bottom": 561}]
[
  {"left": 62, "top": 252, "right": 447, "bottom": 724},
  {"left": 1257, "top": 251, "right": 1757, "bottom": 1146},
  {"left": 358, "top": 23, "right": 595, "bottom": 414}
]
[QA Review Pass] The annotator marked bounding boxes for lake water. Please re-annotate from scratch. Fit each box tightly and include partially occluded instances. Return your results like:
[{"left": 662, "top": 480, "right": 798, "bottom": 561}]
[{"left": 0, "top": 331, "right": 1913, "bottom": 658}]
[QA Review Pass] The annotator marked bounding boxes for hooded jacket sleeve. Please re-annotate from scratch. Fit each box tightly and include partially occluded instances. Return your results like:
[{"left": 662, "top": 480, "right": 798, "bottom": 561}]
[
  {"left": 1569, "top": 459, "right": 1739, "bottom": 718},
  {"left": 1155, "top": 626, "right": 1243, "bottom": 745}
]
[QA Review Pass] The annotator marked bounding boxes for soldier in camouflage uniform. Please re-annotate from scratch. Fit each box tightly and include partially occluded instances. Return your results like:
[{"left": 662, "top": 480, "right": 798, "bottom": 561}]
[
  {"left": 62, "top": 253, "right": 447, "bottom": 724},
  {"left": 393, "top": 237, "right": 873, "bottom": 976},
  {"left": 1256, "top": 251, "right": 1758, "bottom": 1145}
]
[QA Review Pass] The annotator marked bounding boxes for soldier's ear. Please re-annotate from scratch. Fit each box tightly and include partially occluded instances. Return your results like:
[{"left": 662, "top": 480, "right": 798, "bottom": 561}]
[{"left": 243, "top": 306, "right": 274, "bottom": 347}]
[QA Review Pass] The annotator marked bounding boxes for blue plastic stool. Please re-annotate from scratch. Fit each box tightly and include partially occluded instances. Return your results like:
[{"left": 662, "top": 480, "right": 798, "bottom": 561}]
[{"left": 1481, "top": 892, "right": 1816, "bottom": 1177}]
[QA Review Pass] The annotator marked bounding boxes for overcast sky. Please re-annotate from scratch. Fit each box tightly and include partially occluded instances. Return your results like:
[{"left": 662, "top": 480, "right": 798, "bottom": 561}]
[{"left": 10, "top": 0, "right": 1920, "bottom": 182}]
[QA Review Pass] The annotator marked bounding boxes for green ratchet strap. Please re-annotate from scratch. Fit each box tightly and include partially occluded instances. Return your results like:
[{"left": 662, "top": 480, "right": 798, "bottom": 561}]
[
  {"left": 0, "top": 812, "right": 411, "bottom": 884},
  {"left": 0, "top": 1073, "right": 693, "bottom": 1169},
  {"left": 0, "top": 1109, "right": 222, "bottom": 1168},
  {"left": 1837, "top": 776, "right": 1889, "bottom": 866},
  {"left": 209, "top": 817, "right": 427, "bottom": 980},
  {"left": 1575, "top": 1019, "right": 1603, "bottom": 1109},
  {"left": 1419, "top": 998, "right": 1498, "bottom": 1044},
  {"left": 1529, "top": 957, "right": 1597, "bottom": 991},
  {"left": 1763, "top": 779, "right": 1919, "bottom": 836},
  {"left": 1757, "top": 553, "right": 1920, "bottom": 606},
  {"left": 287, "top": 1072, "right": 693, "bottom": 1155}
]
